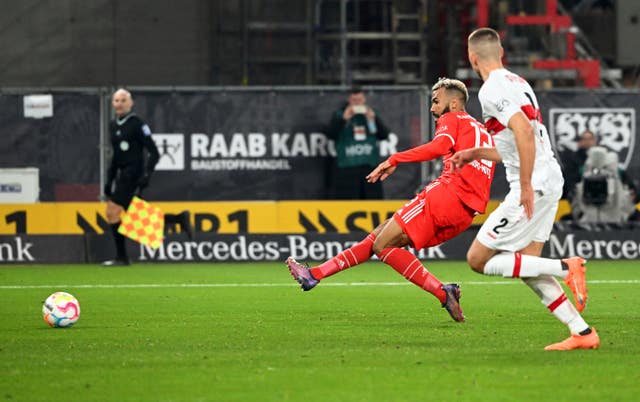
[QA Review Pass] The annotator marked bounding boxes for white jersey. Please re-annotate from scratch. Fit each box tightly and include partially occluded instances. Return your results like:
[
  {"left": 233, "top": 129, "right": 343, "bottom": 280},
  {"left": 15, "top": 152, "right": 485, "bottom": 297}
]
[{"left": 478, "top": 68, "right": 563, "bottom": 194}]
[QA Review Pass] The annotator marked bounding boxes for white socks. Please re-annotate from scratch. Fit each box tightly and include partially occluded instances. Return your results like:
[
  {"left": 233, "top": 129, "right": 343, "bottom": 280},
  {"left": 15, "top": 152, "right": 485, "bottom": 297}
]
[
  {"left": 483, "top": 252, "right": 567, "bottom": 278},
  {"left": 480, "top": 253, "right": 588, "bottom": 335},
  {"left": 522, "top": 275, "right": 589, "bottom": 335}
]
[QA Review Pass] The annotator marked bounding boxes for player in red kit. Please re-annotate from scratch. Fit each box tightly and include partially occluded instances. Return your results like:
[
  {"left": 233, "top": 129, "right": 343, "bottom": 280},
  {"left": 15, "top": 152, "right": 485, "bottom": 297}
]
[{"left": 286, "top": 78, "right": 495, "bottom": 322}]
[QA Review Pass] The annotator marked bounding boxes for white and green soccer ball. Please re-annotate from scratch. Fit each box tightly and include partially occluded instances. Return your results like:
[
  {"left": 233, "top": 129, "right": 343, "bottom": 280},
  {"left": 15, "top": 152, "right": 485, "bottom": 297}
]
[{"left": 42, "top": 292, "right": 80, "bottom": 328}]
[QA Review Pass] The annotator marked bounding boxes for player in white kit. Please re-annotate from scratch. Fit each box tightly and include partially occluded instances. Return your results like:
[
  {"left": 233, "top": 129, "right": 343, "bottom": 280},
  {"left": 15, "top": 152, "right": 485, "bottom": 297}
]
[{"left": 451, "top": 27, "right": 599, "bottom": 350}]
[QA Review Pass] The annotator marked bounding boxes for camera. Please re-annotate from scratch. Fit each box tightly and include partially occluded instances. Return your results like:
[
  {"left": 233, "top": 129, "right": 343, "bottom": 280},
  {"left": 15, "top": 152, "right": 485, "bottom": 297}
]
[{"left": 352, "top": 105, "right": 367, "bottom": 114}]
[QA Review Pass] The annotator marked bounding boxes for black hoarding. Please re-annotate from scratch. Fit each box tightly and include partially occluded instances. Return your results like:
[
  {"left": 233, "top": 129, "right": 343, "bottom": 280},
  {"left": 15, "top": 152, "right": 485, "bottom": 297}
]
[
  {"left": 3, "top": 228, "right": 640, "bottom": 264},
  {"left": 129, "top": 89, "right": 425, "bottom": 201}
]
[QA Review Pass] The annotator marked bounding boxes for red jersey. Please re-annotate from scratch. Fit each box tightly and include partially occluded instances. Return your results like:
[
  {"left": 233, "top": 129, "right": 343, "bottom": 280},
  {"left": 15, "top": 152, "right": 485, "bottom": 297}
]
[{"left": 389, "top": 111, "right": 495, "bottom": 213}]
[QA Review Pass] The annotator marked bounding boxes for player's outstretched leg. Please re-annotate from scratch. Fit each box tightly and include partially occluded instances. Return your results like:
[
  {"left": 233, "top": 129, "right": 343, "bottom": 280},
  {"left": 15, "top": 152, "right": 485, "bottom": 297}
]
[
  {"left": 377, "top": 247, "right": 464, "bottom": 322},
  {"left": 309, "top": 233, "right": 376, "bottom": 281},
  {"left": 286, "top": 257, "right": 319, "bottom": 291},
  {"left": 562, "top": 257, "right": 588, "bottom": 312},
  {"left": 544, "top": 327, "right": 600, "bottom": 351},
  {"left": 441, "top": 283, "right": 465, "bottom": 323}
]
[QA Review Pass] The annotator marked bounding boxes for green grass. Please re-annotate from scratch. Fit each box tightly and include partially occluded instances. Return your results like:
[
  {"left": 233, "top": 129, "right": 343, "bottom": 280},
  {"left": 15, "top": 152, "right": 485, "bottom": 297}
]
[{"left": 1, "top": 261, "right": 639, "bottom": 402}]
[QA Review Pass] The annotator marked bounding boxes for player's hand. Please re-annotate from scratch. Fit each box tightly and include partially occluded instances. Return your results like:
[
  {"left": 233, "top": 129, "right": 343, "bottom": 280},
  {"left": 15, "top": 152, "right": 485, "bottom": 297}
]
[
  {"left": 520, "top": 184, "right": 534, "bottom": 220},
  {"left": 450, "top": 149, "right": 475, "bottom": 169},
  {"left": 366, "top": 159, "right": 396, "bottom": 183}
]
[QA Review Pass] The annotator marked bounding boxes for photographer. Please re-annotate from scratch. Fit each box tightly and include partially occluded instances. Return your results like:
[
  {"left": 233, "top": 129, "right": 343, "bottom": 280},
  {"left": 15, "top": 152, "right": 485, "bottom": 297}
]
[{"left": 326, "top": 86, "right": 390, "bottom": 199}]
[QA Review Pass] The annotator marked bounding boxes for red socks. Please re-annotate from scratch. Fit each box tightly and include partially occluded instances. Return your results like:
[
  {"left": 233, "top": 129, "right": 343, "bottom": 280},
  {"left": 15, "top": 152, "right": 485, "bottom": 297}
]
[
  {"left": 310, "top": 233, "right": 376, "bottom": 280},
  {"left": 309, "top": 235, "right": 446, "bottom": 304},
  {"left": 377, "top": 247, "right": 446, "bottom": 303}
]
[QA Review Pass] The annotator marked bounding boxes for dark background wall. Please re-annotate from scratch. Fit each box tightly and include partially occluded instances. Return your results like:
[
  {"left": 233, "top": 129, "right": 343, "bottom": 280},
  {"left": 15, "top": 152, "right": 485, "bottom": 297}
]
[
  {"left": 0, "top": 1, "right": 638, "bottom": 87},
  {"left": 0, "top": 0, "right": 215, "bottom": 86}
]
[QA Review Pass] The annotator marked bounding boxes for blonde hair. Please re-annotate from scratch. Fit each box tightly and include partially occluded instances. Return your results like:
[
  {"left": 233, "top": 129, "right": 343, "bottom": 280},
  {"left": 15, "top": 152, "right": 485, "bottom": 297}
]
[
  {"left": 432, "top": 78, "right": 469, "bottom": 103},
  {"left": 468, "top": 27, "right": 502, "bottom": 61}
]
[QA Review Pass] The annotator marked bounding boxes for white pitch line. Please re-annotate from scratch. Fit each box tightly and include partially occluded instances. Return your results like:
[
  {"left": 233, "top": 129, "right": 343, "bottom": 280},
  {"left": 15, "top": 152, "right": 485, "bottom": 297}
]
[{"left": 0, "top": 279, "right": 639, "bottom": 290}]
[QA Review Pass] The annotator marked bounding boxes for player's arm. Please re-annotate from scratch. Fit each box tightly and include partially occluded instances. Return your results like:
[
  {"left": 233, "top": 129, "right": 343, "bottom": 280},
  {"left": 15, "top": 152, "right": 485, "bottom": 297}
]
[
  {"left": 509, "top": 111, "right": 536, "bottom": 220},
  {"left": 390, "top": 134, "right": 453, "bottom": 164},
  {"left": 366, "top": 135, "right": 452, "bottom": 183},
  {"left": 451, "top": 146, "right": 502, "bottom": 168}
]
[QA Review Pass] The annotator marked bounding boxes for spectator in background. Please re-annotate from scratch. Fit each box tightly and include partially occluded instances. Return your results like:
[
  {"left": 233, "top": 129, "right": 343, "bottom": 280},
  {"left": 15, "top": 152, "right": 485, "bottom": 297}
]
[
  {"left": 103, "top": 89, "right": 159, "bottom": 266},
  {"left": 326, "top": 86, "right": 390, "bottom": 199},
  {"left": 560, "top": 130, "right": 597, "bottom": 200}
]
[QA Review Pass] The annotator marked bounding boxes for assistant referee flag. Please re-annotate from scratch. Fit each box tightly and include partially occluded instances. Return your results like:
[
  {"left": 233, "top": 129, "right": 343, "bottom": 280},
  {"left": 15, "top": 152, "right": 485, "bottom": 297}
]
[{"left": 118, "top": 196, "right": 164, "bottom": 249}]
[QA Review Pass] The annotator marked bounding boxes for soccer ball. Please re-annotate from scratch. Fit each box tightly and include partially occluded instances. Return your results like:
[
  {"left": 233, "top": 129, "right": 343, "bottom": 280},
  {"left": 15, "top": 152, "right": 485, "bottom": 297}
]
[{"left": 42, "top": 292, "right": 80, "bottom": 328}]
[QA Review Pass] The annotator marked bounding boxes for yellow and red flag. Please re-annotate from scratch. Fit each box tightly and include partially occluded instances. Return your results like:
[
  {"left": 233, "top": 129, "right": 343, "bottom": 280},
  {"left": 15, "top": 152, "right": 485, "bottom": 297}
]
[{"left": 118, "top": 196, "right": 164, "bottom": 249}]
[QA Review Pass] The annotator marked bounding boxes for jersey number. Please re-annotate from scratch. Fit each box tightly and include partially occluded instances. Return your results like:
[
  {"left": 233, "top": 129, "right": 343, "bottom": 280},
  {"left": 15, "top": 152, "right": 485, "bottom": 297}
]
[
  {"left": 492, "top": 218, "right": 508, "bottom": 234},
  {"left": 469, "top": 121, "right": 494, "bottom": 168}
]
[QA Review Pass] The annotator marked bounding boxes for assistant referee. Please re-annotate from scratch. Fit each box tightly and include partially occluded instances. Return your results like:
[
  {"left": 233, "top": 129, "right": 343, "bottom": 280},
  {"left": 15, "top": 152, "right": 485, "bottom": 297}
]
[{"left": 103, "top": 88, "right": 159, "bottom": 266}]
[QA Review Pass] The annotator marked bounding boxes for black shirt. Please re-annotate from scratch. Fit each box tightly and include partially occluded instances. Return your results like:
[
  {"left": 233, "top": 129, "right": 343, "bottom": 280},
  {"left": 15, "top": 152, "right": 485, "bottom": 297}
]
[{"left": 108, "top": 113, "right": 159, "bottom": 172}]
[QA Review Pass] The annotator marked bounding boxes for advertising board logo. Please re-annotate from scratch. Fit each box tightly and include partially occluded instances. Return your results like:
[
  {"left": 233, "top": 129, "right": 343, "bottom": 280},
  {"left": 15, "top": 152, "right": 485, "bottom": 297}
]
[
  {"left": 0, "top": 183, "right": 22, "bottom": 193},
  {"left": 153, "top": 134, "right": 185, "bottom": 171},
  {"left": 549, "top": 108, "right": 635, "bottom": 169}
]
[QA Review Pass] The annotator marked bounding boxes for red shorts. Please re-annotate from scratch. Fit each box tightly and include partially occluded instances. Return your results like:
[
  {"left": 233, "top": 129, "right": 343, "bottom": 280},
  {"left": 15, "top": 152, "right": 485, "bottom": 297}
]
[{"left": 393, "top": 181, "right": 475, "bottom": 250}]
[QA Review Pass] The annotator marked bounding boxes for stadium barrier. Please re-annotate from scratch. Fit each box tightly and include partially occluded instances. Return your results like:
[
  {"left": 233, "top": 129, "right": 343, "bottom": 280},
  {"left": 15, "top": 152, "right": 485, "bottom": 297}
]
[
  {"left": 2, "top": 200, "right": 639, "bottom": 263},
  {"left": 2, "top": 227, "right": 640, "bottom": 263},
  {"left": 0, "top": 200, "right": 575, "bottom": 235},
  {"left": 2, "top": 87, "right": 639, "bottom": 203},
  {"left": 2, "top": 87, "right": 640, "bottom": 262}
]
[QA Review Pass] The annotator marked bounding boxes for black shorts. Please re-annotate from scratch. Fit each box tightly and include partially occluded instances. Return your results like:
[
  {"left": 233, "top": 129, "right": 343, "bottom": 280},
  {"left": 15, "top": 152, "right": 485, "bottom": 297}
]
[{"left": 110, "top": 166, "right": 142, "bottom": 209}]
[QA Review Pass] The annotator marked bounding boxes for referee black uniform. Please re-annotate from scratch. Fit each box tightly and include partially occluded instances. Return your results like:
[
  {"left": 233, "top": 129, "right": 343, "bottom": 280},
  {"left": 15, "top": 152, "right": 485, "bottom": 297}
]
[{"left": 104, "top": 112, "right": 159, "bottom": 264}]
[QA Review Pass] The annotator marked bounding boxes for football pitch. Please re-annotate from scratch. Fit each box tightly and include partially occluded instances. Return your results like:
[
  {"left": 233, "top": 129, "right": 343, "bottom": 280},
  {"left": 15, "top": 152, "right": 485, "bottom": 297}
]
[{"left": 1, "top": 260, "right": 639, "bottom": 402}]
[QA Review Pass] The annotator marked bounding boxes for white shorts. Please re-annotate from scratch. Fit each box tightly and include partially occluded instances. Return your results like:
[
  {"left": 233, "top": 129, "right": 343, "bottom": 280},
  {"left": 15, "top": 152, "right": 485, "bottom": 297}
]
[{"left": 476, "top": 189, "right": 561, "bottom": 252}]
